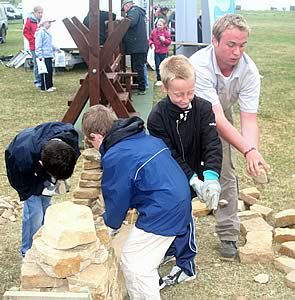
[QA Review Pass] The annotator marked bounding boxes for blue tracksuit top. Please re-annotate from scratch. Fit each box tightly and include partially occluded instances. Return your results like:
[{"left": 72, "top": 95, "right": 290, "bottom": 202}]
[{"left": 100, "top": 118, "right": 191, "bottom": 236}]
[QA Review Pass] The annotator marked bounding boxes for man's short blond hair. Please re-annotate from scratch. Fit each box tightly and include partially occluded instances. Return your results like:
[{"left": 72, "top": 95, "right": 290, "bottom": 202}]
[
  {"left": 160, "top": 55, "right": 195, "bottom": 88},
  {"left": 213, "top": 14, "right": 250, "bottom": 42},
  {"left": 82, "top": 105, "right": 117, "bottom": 139},
  {"left": 33, "top": 5, "right": 43, "bottom": 12}
]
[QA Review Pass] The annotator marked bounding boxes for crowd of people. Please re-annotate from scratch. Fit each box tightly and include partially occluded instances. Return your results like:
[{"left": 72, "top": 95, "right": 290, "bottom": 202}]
[{"left": 8, "top": 2, "right": 271, "bottom": 300}]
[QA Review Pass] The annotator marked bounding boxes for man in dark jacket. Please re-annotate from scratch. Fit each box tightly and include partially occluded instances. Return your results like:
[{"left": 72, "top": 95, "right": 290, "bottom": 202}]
[
  {"left": 122, "top": 0, "right": 148, "bottom": 95},
  {"left": 147, "top": 55, "right": 222, "bottom": 287},
  {"left": 5, "top": 122, "right": 80, "bottom": 257},
  {"left": 82, "top": 104, "right": 191, "bottom": 299}
]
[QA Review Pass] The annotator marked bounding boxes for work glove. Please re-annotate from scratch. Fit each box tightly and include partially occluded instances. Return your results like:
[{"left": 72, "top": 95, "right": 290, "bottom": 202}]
[
  {"left": 201, "top": 180, "right": 221, "bottom": 210},
  {"left": 42, "top": 180, "right": 70, "bottom": 196},
  {"left": 189, "top": 174, "right": 203, "bottom": 199}
]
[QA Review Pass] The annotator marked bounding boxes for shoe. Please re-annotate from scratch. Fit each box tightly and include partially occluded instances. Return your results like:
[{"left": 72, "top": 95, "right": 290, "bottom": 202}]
[
  {"left": 160, "top": 255, "right": 175, "bottom": 265},
  {"left": 46, "top": 87, "right": 55, "bottom": 92},
  {"left": 219, "top": 240, "right": 237, "bottom": 261},
  {"left": 51, "top": 86, "right": 57, "bottom": 90},
  {"left": 159, "top": 277, "right": 166, "bottom": 290},
  {"left": 155, "top": 81, "right": 162, "bottom": 86},
  {"left": 162, "top": 266, "right": 196, "bottom": 286},
  {"left": 137, "top": 90, "right": 146, "bottom": 95}
]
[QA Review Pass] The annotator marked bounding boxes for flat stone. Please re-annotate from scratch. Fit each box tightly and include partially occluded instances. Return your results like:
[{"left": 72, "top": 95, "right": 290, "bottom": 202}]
[
  {"left": 284, "top": 270, "right": 295, "bottom": 289},
  {"left": 81, "top": 148, "right": 100, "bottom": 161},
  {"left": 250, "top": 204, "right": 273, "bottom": 222},
  {"left": 240, "top": 217, "right": 273, "bottom": 236},
  {"left": 238, "top": 200, "right": 247, "bottom": 212},
  {"left": 279, "top": 241, "right": 295, "bottom": 259},
  {"left": 275, "top": 209, "right": 295, "bottom": 227},
  {"left": 21, "top": 261, "right": 68, "bottom": 288},
  {"left": 239, "top": 193, "right": 257, "bottom": 206},
  {"left": 252, "top": 168, "right": 269, "bottom": 184},
  {"left": 253, "top": 273, "right": 269, "bottom": 284},
  {"left": 239, "top": 187, "right": 261, "bottom": 199},
  {"left": 192, "top": 200, "right": 211, "bottom": 217},
  {"left": 79, "top": 180, "right": 101, "bottom": 189},
  {"left": 42, "top": 201, "right": 97, "bottom": 250},
  {"left": 1, "top": 208, "right": 14, "bottom": 219},
  {"left": 274, "top": 256, "right": 295, "bottom": 274},
  {"left": 83, "top": 159, "right": 100, "bottom": 170},
  {"left": 73, "top": 187, "right": 100, "bottom": 199},
  {"left": 81, "top": 170, "right": 102, "bottom": 181},
  {"left": 96, "top": 228, "right": 112, "bottom": 249},
  {"left": 238, "top": 210, "right": 262, "bottom": 222},
  {"left": 91, "top": 200, "right": 105, "bottom": 216},
  {"left": 72, "top": 198, "right": 95, "bottom": 207},
  {"left": 8, "top": 215, "right": 17, "bottom": 222},
  {"left": 33, "top": 235, "right": 99, "bottom": 278},
  {"left": 274, "top": 228, "right": 295, "bottom": 243}
]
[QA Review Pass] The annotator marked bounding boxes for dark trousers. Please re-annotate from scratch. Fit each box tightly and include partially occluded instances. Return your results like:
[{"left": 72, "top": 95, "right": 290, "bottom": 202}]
[
  {"left": 40, "top": 57, "right": 53, "bottom": 91},
  {"left": 165, "top": 215, "right": 197, "bottom": 276},
  {"left": 131, "top": 53, "right": 146, "bottom": 92},
  {"left": 155, "top": 53, "right": 167, "bottom": 81}
]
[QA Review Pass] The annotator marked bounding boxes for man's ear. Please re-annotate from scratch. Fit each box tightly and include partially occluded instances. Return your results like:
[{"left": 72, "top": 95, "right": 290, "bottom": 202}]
[{"left": 212, "top": 35, "right": 218, "bottom": 47}]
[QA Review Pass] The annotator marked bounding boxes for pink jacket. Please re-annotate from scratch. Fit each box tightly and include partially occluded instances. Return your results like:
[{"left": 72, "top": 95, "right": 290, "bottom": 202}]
[{"left": 149, "top": 28, "right": 171, "bottom": 54}]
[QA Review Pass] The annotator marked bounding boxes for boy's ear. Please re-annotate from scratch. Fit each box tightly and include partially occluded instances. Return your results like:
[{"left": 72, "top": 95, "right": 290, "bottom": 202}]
[{"left": 161, "top": 83, "right": 168, "bottom": 94}]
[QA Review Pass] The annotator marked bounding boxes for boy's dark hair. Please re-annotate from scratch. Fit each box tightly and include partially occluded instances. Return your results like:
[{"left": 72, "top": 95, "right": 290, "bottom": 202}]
[{"left": 41, "top": 140, "right": 77, "bottom": 180}]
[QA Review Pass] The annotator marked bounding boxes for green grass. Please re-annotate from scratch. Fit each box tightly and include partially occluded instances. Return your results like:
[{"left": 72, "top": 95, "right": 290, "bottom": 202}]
[{"left": 0, "top": 12, "right": 295, "bottom": 299}]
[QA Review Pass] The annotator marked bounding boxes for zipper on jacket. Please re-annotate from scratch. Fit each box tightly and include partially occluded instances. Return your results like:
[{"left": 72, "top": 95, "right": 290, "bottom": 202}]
[{"left": 176, "top": 119, "right": 185, "bottom": 161}]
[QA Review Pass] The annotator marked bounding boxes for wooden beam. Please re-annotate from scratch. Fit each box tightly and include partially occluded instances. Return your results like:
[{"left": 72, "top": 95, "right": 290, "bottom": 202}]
[{"left": 71, "top": 16, "right": 89, "bottom": 39}]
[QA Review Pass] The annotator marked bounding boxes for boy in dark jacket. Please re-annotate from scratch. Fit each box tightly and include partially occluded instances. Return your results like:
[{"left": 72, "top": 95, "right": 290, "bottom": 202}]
[
  {"left": 82, "top": 104, "right": 192, "bottom": 299},
  {"left": 5, "top": 122, "right": 80, "bottom": 257},
  {"left": 147, "top": 55, "right": 222, "bottom": 287}
]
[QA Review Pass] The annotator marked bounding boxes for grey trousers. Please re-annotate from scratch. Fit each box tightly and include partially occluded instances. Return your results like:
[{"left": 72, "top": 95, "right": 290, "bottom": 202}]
[{"left": 214, "top": 110, "right": 240, "bottom": 241}]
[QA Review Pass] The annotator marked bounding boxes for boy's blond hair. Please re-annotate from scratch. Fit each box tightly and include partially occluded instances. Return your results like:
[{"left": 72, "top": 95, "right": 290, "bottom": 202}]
[
  {"left": 213, "top": 14, "right": 250, "bottom": 42},
  {"left": 82, "top": 105, "right": 117, "bottom": 139},
  {"left": 160, "top": 55, "right": 195, "bottom": 88}
]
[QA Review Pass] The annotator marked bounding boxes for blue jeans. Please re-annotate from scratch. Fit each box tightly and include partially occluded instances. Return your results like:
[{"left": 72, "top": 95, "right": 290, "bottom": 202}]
[
  {"left": 155, "top": 53, "right": 167, "bottom": 81},
  {"left": 21, "top": 195, "right": 51, "bottom": 257},
  {"left": 31, "top": 50, "right": 41, "bottom": 86}
]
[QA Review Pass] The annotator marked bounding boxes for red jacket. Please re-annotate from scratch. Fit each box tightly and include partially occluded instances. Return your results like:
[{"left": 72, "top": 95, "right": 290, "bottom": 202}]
[
  {"left": 23, "top": 13, "right": 39, "bottom": 50},
  {"left": 149, "top": 28, "right": 171, "bottom": 54}
]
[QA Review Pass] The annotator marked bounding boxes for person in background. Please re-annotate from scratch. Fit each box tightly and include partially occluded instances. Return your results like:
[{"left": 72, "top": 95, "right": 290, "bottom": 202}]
[
  {"left": 82, "top": 104, "right": 192, "bottom": 299},
  {"left": 149, "top": 18, "right": 171, "bottom": 86},
  {"left": 35, "top": 16, "right": 60, "bottom": 92},
  {"left": 147, "top": 55, "right": 222, "bottom": 287},
  {"left": 23, "top": 5, "right": 43, "bottom": 88},
  {"left": 5, "top": 122, "right": 80, "bottom": 258},
  {"left": 189, "top": 14, "right": 270, "bottom": 261},
  {"left": 122, "top": 0, "right": 148, "bottom": 95}
]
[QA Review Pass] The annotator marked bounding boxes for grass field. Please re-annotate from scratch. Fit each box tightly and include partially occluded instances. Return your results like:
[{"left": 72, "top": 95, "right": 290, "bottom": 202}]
[{"left": 0, "top": 12, "right": 295, "bottom": 299}]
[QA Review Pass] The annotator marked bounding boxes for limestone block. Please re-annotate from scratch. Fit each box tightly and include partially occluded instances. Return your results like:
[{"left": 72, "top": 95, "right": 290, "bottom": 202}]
[
  {"left": 82, "top": 148, "right": 100, "bottom": 161},
  {"left": 239, "top": 231, "right": 274, "bottom": 264},
  {"left": 274, "top": 228, "right": 295, "bottom": 243},
  {"left": 279, "top": 241, "right": 295, "bottom": 259},
  {"left": 275, "top": 209, "right": 295, "bottom": 228},
  {"left": 240, "top": 217, "right": 273, "bottom": 236},
  {"left": 239, "top": 193, "right": 257, "bottom": 206},
  {"left": 72, "top": 198, "right": 96, "bottom": 207},
  {"left": 83, "top": 159, "right": 100, "bottom": 170},
  {"left": 274, "top": 256, "right": 295, "bottom": 274},
  {"left": 92, "top": 200, "right": 105, "bottom": 216},
  {"left": 285, "top": 270, "right": 295, "bottom": 289},
  {"left": 33, "top": 236, "right": 99, "bottom": 278},
  {"left": 238, "top": 200, "right": 247, "bottom": 212},
  {"left": 81, "top": 170, "right": 102, "bottom": 181},
  {"left": 192, "top": 200, "right": 211, "bottom": 217},
  {"left": 96, "top": 228, "right": 112, "bottom": 249},
  {"left": 21, "top": 261, "right": 68, "bottom": 289},
  {"left": 1, "top": 208, "right": 14, "bottom": 219},
  {"left": 79, "top": 180, "right": 101, "bottom": 189},
  {"left": 238, "top": 210, "right": 262, "bottom": 222},
  {"left": 73, "top": 187, "right": 100, "bottom": 199},
  {"left": 93, "top": 248, "right": 109, "bottom": 265},
  {"left": 42, "top": 201, "right": 97, "bottom": 249},
  {"left": 250, "top": 204, "right": 273, "bottom": 222},
  {"left": 239, "top": 187, "right": 261, "bottom": 199},
  {"left": 252, "top": 168, "right": 269, "bottom": 184}
]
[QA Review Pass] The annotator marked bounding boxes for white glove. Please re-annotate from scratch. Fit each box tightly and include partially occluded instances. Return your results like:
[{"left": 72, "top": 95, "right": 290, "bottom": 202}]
[
  {"left": 201, "top": 180, "right": 221, "bottom": 210},
  {"left": 42, "top": 182, "right": 57, "bottom": 196},
  {"left": 55, "top": 180, "right": 70, "bottom": 194},
  {"left": 189, "top": 174, "right": 203, "bottom": 199}
]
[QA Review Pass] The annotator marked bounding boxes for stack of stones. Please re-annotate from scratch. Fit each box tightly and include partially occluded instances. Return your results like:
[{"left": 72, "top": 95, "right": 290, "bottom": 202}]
[
  {"left": 20, "top": 201, "right": 126, "bottom": 299},
  {"left": 0, "top": 195, "right": 22, "bottom": 225},
  {"left": 237, "top": 185, "right": 295, "bottom": 289}
]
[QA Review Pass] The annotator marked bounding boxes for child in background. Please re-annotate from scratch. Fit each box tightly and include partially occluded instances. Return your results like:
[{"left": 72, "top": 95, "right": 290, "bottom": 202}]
[
  {"left": 149, "top": 18, "right": 171, "bottom": 86},
  {"left": 35, "top": 16, "right": 60, "bottom": 92}
]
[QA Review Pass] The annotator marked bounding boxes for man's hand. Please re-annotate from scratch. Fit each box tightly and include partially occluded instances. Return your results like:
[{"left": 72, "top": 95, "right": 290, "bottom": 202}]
[
  {"left": 244, "top": 148, "right": 270, "bottom": 177},
  {"left": 201, "top": 180, "right": 221, "bottom": 210},
  {"left": 190, "top": 175, "right": 203, "bottom": 198}
]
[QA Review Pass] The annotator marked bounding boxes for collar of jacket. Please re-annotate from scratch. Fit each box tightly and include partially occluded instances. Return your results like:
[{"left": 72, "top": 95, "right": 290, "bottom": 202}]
[
  {"left": 166, "top": 96, "right": 193, "bottom": 121},
  {"left": 100, "top": 116, "right": 145, "bottom": 155}
]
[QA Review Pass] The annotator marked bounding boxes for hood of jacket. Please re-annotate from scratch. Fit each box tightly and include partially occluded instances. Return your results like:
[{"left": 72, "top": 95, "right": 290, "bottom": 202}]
[
  {"left": 27, "top": 12, "right": 39, "bottom": 23},
  {"left": 128, "top": 5, "right": 146, "bottom": 17},
  {"left": 101, "top": 116, "right": 145, "bottom": 155},
  {"left": 165, "top": 96, "right": 193, "bottom": 122}
]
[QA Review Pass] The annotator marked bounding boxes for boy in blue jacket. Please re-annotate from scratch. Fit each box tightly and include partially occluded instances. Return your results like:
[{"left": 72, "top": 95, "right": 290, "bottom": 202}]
[
  {"left": 147, "top": 55, "right": 222, "bottom": 287},
  {"left": 82, "top": 104, "right": 191, "bottom": 300},
  {"left": 5, "top": 122, "right": 80, "bottom": 257}
]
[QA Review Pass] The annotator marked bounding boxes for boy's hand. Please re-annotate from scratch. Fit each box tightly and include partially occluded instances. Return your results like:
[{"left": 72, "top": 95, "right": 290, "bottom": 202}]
[{"left": 201, "top": 180, "right": 221, "bottom": 210}]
